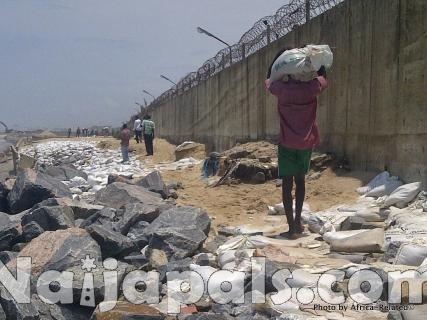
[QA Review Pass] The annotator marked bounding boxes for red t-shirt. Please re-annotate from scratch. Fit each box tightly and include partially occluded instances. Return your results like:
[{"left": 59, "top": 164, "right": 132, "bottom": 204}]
[
  {"left": 268, "top": 76, "right": 327, "bottom": 150},
  {"left": 120, "top": 128, "right": 131, "bottom": 147}
]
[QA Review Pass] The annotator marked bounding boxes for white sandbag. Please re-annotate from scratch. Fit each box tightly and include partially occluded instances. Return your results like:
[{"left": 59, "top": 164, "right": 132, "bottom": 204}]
[
  {"left": 384, "top": 182, "right": 422, "bottom": 208},
  {"left": 354, "top": 208, "right": 386, "bottom": 222},
  {"left": 269, "top": 45, "right": 333, "bottom": 82},
  {"left": 365, "top": 177, "right": 403, "bottom": 198},
  {"left": 356, "top": 171, "right": 390, "bottom": 195},
  {"left": 269, "top": 202, "right": 310, "bottom": 216},
  {"left": 394, "top": 244, "right": 427, "bottom": 267},
  {"left": 323, "top": 229, "right": 384, "bottom": 253},
  {"left": 308, "top": 214, "right": 336, "bottom": 235}
]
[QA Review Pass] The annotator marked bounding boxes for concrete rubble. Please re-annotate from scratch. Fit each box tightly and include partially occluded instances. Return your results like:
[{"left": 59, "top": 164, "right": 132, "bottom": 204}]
[{"left": 0, "top": 140, "right": 426, "bottom": 319}]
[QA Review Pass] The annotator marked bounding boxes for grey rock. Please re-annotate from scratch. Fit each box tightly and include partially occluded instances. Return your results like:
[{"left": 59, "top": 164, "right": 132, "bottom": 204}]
[
  {"left": 86, "top": 224, "right": 136, "bottom": 258},
  {"left": 157, "top": 257, "right": 192, "bottom": 282},
  {"left": 0, "top": 196, "right": 8, "bottom": 213},
  {"left": 137, "top": 171, "right": 169, "bottom": 199},
  {"left": 143, "top": 206, "right": 210, "bottom": 261},
  {"left": 55, "top": 198, "right": 104, "bottom": 220},
  {"left": 123, "top": 253, "right": 147, "bottom": 268},
  {"left": 43, "top": 165, "right": 87, "bottom": 181},
  {"left": 107, "top": 174, "right": 134, "bottom": 185},
  {"left": 0, "top": 251, "right": 18, "bottom": 264},
  {"left": 126, "top": 220, "right": 150, "bottom": 249},
  {"left": 12, "top": 243, "right": 27, "bottom": 252},
  {"left": 0, "top": 289, "right": 40, "bottom": 320},
  {"left": 0, "top": 212, "right": 21, "bottom": 251},
  {"left": 119, "top": 202, "right": 160, "bottom": 234},
  {"left": 80, "top": 207, "right": 118, "bottom": 230},
  {"left": 0, "top": 305, "right": 5, "bottom": 320},
  {"left": 8, "top": 169, "right": 71, "bottom": 214},
  {"left": 22, "top": 221, "right": 44, "bottom": 242},
  {"left": 94, "top": 182, "right": 165, "bottom": 210},
  {"left": 21, "top": 206, "right": 75, "bottom": 234},
  {"left": 31, "top": 294, "right": 91, "bottom": 320},
  {"left": 203, "top": 235, "right": 228, "bottom": 254},
  {"left": 144, "top": 206, "right": 210, "bottom": 236},
  {"left": 8, "top": 228, "right": 102, "bottom": 277}
]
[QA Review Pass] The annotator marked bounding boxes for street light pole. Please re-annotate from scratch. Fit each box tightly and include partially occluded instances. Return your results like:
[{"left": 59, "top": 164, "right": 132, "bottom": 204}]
[
  {"left": 160, "top": 75, "right": 177, "bottom": 86},
  {"left": 142, "top": 90, "right": 155, "bottom": 100},
  {"left": 305, "top": 0, "right": 311, "bottom": 23},
  {"left": 197, "top": 27, "right": 230, "bottom": 47},
  {"left": 197, "top": 26, "right": 232, "bottom": 65}
]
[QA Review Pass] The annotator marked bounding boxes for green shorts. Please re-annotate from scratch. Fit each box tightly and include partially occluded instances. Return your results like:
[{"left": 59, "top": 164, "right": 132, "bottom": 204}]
[{"left": 278, "top": 145, "right": 312, "bottom": 177}]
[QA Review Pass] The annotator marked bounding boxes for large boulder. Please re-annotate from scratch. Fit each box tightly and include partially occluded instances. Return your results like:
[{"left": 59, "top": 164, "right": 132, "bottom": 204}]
[
  {"left": 0, "top": 212, "right": 22, "bottom": 251},
  {"left": 42, "top": 165, "right": 88, "bottom": 181},
  {"left": 86, "top": 224, "right": 136, "bottom": 258},
  {"left": 0, "top": 292, "right": 92, "bottom": 320},
  {"left": 136, "top": 171, "right": 169, "bottom": 199},
  {"left": 7, "top": 169, "right": 72, "bottom": 214},
  {"left": 126, "top": 220, "right": 150, "bottom": 249},
  {"left": 0, "top": 184, "right": 8, "bottom": 213},
  {"left": 21, "top": 206, "right": 75, "bottom": 236},
  {"left": 79, "top": 207, "right": 118, "bottom": 231},
  {"left": 7, "top": 228, "right": 101, "bottom": 276},
  {"left": 94, "top": 182, "right": 165, "bottom": 210},
  {"left": 0, "top": 290, "right": 39, "bottom": 320},
  {"left": 55, "top": 197, "right": 104, "bottom": 220},
  {"left": 118, "top": 202, "right": 161, "bottom": 235},
  {"left": 144, "top": 206, "right": 211, "bottom": 260}
]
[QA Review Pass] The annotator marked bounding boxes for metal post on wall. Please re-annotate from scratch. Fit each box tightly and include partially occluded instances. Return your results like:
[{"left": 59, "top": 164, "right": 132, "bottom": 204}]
[
  {"left": 241, "top": 43, "right": 246, "bottom": 60},
  {"left": 305, "top": 0, "right": 311, "bottom": 23}
]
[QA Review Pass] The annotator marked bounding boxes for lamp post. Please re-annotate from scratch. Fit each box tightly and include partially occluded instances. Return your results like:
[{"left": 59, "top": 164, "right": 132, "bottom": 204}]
[
  {"left": 305, "top": 0, "right": 311, "bottom": 23},
  {"left": 197, "top": 26, "right": 232, "bottom": 64},
  {"left": 160, "top": 75, "right": 177, "bottom": 86},
  {"left": 142, "top": 90, "right": 155, "bottom": 100}
]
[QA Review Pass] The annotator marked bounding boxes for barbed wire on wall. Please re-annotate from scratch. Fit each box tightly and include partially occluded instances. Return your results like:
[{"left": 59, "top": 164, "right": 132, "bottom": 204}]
[{"left": 150, "top": 0, "right": 344, "bottom": 106}]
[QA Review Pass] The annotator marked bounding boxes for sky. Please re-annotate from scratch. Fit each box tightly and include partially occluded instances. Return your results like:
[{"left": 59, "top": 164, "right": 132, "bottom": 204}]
[{"left": 0, "top": 0, "right": 288, "bottom": 130}]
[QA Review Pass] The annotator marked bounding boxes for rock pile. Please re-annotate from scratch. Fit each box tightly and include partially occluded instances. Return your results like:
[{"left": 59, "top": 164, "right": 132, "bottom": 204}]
[{"left": 1, "top": 141, "right": 426, "bottom": 319}]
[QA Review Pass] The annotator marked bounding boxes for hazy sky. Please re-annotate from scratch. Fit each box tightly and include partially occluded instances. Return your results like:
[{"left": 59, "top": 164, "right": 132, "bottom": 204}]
[{"left": 0, "top": 0, "right": 288, "bottom": 130}]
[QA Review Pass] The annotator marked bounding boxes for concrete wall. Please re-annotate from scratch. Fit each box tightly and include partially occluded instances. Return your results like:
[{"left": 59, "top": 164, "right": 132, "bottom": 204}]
[{"left": 152, "top": 0, "right": 427, "bottom": 185}]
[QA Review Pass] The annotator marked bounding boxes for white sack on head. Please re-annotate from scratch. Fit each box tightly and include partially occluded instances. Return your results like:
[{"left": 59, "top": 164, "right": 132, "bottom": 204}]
[{"left": 269, "top": 44, "right": 333, "bottom": 82}]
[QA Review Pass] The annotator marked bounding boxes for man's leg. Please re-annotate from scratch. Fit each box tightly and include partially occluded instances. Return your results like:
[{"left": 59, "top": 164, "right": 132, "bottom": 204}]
[
  {"left": 148, "top": 135, "right": 154, "bottom": 155},
  {"left": 294, "top": 173, "right": 306, "bottom": 233},
  {"left": 282, "top": 175, "right": 295, "bottom": 237},
  {"left": 143, "top": 134, "right": 149, "bottom": 155}
]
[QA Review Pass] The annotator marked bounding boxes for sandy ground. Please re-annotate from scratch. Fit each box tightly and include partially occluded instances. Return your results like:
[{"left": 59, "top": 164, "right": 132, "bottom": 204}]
[
  {"left": 3, "top": 136, "right": 376, "bottom": 232},
  {"left": 161, "top": 164, "right": 374, "bottom": 229},
  {"left": 97, "top": 136, "right": 377, "bottom": 230}
]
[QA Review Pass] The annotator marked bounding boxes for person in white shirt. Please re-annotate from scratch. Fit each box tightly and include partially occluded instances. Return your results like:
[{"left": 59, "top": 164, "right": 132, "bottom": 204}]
[{"left": 133, "top": 116, "right": 142, "bottom": 143}]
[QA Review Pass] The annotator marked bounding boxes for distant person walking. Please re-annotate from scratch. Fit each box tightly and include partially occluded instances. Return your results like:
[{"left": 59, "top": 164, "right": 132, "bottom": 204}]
[
  {"left": 142, "top": 115, "right": 155, "bottom": 156},
  {"left": 266, "top": 49, "right": 328, "bottom": 239},
  {"left": 76, "top": 127, "right": 81, "bottom": 138},
  {"left": 133, "top": 116, "right": 142, "bottom": 144},
  {"left": 67, "top": 128, "right": 71, "bottom": 138},
  {"left": 120, "top": 123, "right": 131, "bottom": 163}
]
